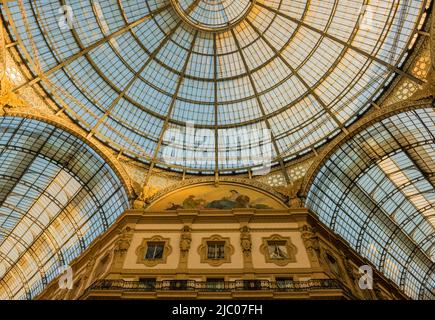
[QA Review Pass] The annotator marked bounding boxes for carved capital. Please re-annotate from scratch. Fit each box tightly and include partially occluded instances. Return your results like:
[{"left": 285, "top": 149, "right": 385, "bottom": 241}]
[{"left": 113, "top": 227, "right": 133, "bottom": 257}]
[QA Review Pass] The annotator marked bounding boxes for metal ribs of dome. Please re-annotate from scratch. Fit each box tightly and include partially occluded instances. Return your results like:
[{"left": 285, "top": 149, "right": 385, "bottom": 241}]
[
  {"left": 0, "top": 0, "right": 431, "bottom": 174},
  {"left": 170, "top": 0, "right": 256, "bottom": 32},
  {"left": 0, "top": 117, "right": 129, "bottom": 300},
  {"left": 307, "top": 107, "right": 435, "bottom": 300}
]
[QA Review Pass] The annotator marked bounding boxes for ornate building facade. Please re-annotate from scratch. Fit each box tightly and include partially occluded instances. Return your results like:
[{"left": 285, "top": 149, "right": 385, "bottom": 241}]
[{"left": 36, "top": 181, "right": 407, "bottom": 300}]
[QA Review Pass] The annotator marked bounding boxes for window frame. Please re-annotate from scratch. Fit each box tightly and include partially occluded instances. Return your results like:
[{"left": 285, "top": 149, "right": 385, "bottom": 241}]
[
  {"left": 198, "top": 235, "right": 234, "bottom": 267},
  {"left": 260, "top": 235, "right": 297, "bottom": 266},
  {"left": 136, "top": 236, "right": 172, "bottom": 267}
]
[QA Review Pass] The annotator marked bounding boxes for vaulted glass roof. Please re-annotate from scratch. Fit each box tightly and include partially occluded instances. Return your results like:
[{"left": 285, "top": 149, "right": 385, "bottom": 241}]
[
  {"left": 307, "top": 107, "right": 435, "bottom": 300},
  {"left": 1, "top": 0, "right": 430, "bottom": 173},
  {"left": 0, "top": 117, "right": 129, "bottom": 300}
]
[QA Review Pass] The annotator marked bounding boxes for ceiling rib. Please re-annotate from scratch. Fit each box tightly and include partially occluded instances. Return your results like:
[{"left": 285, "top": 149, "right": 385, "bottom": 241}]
[
  {"left": 86, "top": 21, "right": 184, "bottom": 139},
  {"left": 246, "top": 19, "right": 347, "bottom": 133},
  {"left": 230, "top": 28, "right": 290, "bottom": 184},
  {"left": 144, "top": 29, "right": 200, "bottom": 184},
  {"left": 11, "top": 3, "right": 172, "bottom": 93},
  {"left": 256, "top": 2, "right": 426, "bottom": 86}
]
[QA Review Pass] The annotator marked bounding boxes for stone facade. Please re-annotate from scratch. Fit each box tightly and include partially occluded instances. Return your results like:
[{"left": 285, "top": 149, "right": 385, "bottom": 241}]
[{"left": 37, "top": 207, "right": 407, "bottom": 300}]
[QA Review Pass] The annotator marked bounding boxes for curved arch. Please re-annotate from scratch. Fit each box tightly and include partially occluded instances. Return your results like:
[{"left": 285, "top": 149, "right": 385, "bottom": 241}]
[
  {"left": 419, "top": 264, "right": 435, "bottom": 299},
  {"left": 305, "top": 105, "right": 435, "bottom": 299},
  {"left": 301, "top": 98, "right": 434, "bottom": 197},
  {"left": 2, "top": 0, "right": 429, "bottom": 173},
  {"left": 0, "top": 116, "right": 130, "bottom": 299},
  {"left": 0, "top": 278, "right": 13, "bottom": 300},
  {"left": 1, "top": 110, "right": 134, "bottom": 200},
  {"left": 0, "top": 246, "right": 31, "bottom": 299},
  {"left": 146, "top": 177, "right": 289, "bottom": 210}
]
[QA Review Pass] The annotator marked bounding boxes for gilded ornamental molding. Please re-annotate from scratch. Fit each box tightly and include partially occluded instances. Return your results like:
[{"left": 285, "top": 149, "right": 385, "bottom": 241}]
[
  {"left": 136, "top": 236, "right": 172, "bottom": 267},
  {"left": 144, "top": 177, "right": 288, "bottom": 208},
  {"left": 260, "top": 234, "right": 298, "bottom": 266},
  {"left": 198, "top": 234, "right": 234, "bottom": 267}
]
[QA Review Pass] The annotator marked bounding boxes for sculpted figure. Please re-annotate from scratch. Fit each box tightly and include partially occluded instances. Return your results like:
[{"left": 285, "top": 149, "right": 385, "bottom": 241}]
[
  {"left": 275, "top": 178, "right": 303, "bottom": 208},
  {"left": 180, "top": 226, "right": 192, "bottom": 256},
  {"left": 299, "top": 225, "right": 320, "bottom": 261},
  {"left": 240, "top": 226, "right": 252, "bottom": 256}
]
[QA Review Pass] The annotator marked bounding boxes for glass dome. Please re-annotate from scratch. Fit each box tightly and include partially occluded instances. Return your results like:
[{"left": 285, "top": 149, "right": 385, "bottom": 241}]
[
  {"left": 170, "top": 0, "right": 255, "bottom": 31},
  {"left": 307, "top": 107, "right": 435, "bottom": 300},
  {"left": 2, "top": 0, "right": 429, "bottom": 173},
  {"left": 0, "top": 117, "right": 129, "bottom": 300}
]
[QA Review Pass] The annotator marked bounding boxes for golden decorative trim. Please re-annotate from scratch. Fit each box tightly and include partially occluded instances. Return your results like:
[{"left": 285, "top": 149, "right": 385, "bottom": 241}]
[
  {"left": 145, "top": 178, "right": 288, "bottom": 208},
  {"left": 0, "top": 16, "right": 5, "bottom": 81},
  {"left": 135, "top": 236, "right": 172, "bottom": 267},
  {"left": 0, "top": 77, "right": 27, "bottom": 111},
  {"left": 198, "top": 235, "right": 234, "bottom": 267},
  {"left": 322, "top": 250, "right": 343, "bottom": 278},
  {"left": 260, "top": 234, "right": 297, "bottom": 266},
  {"left": 0, "top": 110, "right": 134, "bottom": 199}
]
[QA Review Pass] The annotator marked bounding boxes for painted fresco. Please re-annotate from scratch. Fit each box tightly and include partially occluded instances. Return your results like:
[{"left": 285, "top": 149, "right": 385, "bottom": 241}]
[{"left": 147, "top": 184, "right": 286, "bottom": 211}]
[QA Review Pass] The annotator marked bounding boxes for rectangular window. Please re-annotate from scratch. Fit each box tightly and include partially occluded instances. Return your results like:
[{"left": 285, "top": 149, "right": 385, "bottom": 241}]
[
  {"left": 145, "top": 242, "right": 164, "bottom": 259},
  {"left": 207, "top": 242, "right": 225, "bottom": 259},
  {"left": 267, "top": 241, "right": 288, "bottom": 259}
]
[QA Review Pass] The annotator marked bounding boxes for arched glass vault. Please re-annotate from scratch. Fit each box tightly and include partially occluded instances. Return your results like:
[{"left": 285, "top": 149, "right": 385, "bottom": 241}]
[
  {"left": 0, "top": 117, "right": 129, "bottom": 300},
  {"left": 307, "top": 107, "right": 435, "bottom": 300},
  {"left": 1, "top": 0, "right": 430, "bottom": 173},
  {"left": 0, "top": 0, "right": 433, "bottom": 301}
]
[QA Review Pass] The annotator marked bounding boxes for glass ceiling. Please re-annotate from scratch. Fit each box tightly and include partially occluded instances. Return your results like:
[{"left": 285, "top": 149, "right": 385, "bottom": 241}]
[
  {"left": 1, "top": 0, "right": 430, "bottom": 173},
  {"left": 307, "top": 107, "right": 435, "bottom": 300},
  {"left": 171, "top": 0, "right": 255, "bottom": 31},
  {"left": 0, "top": 117, "right": 129, "bottom": 300}
]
